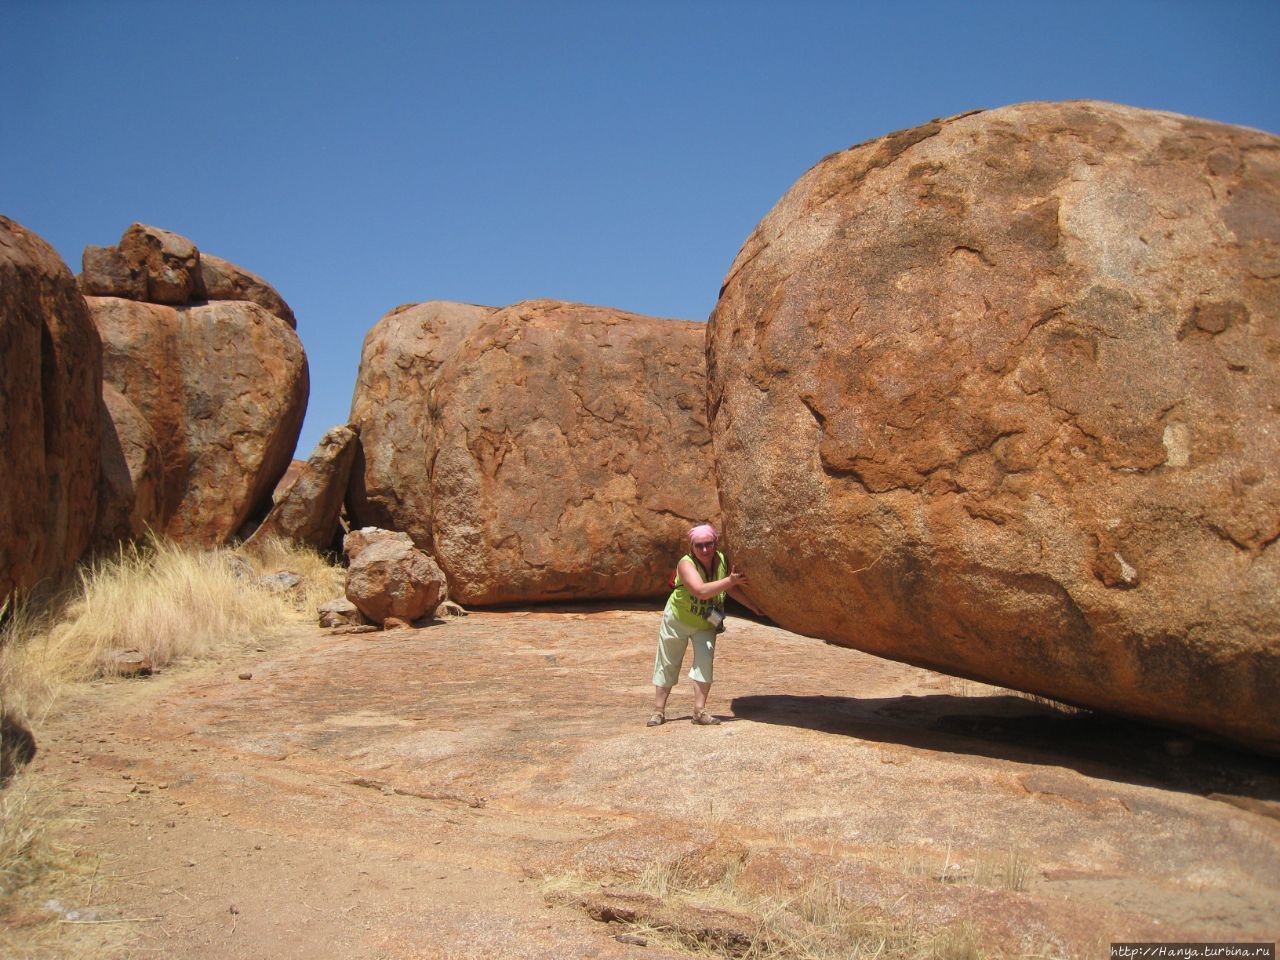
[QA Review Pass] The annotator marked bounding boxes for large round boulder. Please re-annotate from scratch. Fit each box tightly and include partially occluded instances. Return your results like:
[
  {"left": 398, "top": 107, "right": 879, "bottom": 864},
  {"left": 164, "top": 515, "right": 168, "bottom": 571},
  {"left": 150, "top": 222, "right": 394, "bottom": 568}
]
[
  {"left": 707, "top": 101, "right": 1280, "bottom": 752},
  {"left": 0, "top": 216, "right": 101, "bottom": 599},
  {"left": 429, "top": 300, "right": 717, "bottom": 605},
  {"left": 90, "top": 296, "right": 308, "bottom": 547}
]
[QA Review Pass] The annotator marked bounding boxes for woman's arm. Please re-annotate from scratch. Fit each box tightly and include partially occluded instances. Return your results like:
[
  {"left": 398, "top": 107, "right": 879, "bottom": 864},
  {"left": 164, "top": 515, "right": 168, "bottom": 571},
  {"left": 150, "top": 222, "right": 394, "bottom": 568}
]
[{"left": 677, "top": 556, "right": 748, "bottom": 601}]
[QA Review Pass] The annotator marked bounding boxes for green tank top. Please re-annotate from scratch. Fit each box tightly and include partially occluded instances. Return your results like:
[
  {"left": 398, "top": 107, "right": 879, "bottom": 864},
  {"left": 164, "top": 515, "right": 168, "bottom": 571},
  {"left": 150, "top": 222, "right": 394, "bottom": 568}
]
[{"left": 667, "top": 550, "right": 727, "bottom": 628}]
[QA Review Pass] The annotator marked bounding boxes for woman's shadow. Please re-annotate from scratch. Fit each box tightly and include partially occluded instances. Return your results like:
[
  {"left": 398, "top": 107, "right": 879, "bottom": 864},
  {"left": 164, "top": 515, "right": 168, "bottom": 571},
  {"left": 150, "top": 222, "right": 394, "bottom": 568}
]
[{"left": 730, "top": 690, "right": 1280, "bottom": 810}]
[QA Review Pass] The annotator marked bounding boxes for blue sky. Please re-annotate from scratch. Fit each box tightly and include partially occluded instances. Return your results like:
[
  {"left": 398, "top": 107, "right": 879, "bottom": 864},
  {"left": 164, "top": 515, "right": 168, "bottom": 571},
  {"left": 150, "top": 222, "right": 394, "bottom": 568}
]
[{"left": 4, "top": 0, "right": 1278, "bottom": 458}]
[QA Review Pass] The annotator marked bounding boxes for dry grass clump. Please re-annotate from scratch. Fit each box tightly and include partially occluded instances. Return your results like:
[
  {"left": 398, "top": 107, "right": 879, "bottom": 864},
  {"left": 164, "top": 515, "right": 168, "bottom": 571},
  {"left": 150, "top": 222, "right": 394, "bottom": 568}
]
[
  {"left": 0, "top": 770, "right": 105, "bottom": 960},
  {"left": 546, "top": 861, "right": 998, "bottom": 960},
  {"left": 0, "top": 535, "right": 344, "bottom": 720},
  {"left": 239, "top": 534, "right": 347, "bottom": 616},
  {"left": 973, "top": 848, "right": 1031, "bottom": 893},
  {"left": 903, "top": 844, "right": 1033, "bottom": 895}
]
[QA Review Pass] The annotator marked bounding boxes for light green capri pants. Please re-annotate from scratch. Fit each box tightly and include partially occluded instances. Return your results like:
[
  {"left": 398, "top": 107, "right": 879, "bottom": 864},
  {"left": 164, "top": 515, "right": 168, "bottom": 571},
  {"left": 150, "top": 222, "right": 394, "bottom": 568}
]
[{"left": 652, "top": 605, "right": 717, "bottom": 687}]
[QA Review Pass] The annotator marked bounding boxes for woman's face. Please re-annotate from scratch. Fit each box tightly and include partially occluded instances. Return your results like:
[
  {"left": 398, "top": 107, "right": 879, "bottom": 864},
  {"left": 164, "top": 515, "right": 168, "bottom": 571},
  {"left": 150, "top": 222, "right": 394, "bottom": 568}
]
[{"left": 692, "top": 537, "right": 717, "bottom": 559}]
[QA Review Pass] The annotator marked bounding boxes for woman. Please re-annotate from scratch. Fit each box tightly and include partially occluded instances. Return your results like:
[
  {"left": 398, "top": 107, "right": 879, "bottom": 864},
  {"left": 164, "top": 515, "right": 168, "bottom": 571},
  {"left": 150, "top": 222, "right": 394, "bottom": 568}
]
[{"left": 648, "top": 523, "right": 762, "bottom": 727}]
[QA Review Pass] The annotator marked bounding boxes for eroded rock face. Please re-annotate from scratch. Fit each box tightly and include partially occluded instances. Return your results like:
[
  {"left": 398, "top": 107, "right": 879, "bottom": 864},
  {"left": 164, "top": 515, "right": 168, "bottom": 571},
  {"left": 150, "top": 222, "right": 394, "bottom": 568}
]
[
  {"left": 94, "top": 383, "right": 162, "bottom": 550},
  {"left": 430, "top": 300, "right": 717, "bottom": 606},
  {"left": 245, "top": 425, "right": 357, "bottom": 552},
  {"left": 347, "top": 300, "right": 497, "bottom": 547},
  {"left": 90, "top": 296, "right": 308, "bottom": 547},
  {"left": 707, "top": 101, "right": 1280, "bottom": 752},
  {"left": 0, "top": 216, "right": 101, "bottom": 599}
]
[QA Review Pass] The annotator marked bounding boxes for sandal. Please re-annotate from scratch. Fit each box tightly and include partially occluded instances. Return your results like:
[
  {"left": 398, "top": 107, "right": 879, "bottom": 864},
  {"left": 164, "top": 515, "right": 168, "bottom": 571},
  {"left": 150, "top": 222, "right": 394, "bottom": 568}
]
[
  {"left": 691, "top": 710, "right": 721, "bottom": 726},
  {"left": 646, "top": 712, "right": 665, "bottom": 727}
]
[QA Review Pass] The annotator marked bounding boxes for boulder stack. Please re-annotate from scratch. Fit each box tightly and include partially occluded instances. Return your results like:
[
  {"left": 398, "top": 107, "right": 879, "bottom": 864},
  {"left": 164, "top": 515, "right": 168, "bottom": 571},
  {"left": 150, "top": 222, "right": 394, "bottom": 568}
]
[
  {"left": 81, "top": 223, "right": 296, "bottom": 327},
  {"left": 90, "top": 295, "right": 308, "bottom": 547}
]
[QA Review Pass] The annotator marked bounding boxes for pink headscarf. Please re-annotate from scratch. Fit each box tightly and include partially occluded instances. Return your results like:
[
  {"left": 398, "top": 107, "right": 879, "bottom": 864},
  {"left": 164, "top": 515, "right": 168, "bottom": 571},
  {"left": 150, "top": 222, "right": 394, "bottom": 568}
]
[{"left": 687, "top": 523, "right": 718, "bottom": 544}]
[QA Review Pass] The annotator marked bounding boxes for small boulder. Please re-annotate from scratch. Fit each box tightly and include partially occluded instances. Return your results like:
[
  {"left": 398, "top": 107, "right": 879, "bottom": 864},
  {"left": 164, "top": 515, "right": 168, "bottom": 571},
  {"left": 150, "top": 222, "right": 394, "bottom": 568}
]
[
  {"left": 103, "top": 649, "right": 154, "bottom": 678},
  {"left": 199, "top": 252, "right": 296, "bottom": 328},
  {"left": 117, "top": 223, "right": 204, "bottom": 304},
  {"left": 435, "top": 599, "right": 468, "bottom": 619},
  {"left": 258, "top": 570, "right": 302, "bottom": 593},
  {"left": 80, "top": 244, "right": 144, "bottom": 299},
  {"left": 318, "top": 597, "right": 366, "bottom": 629},
  {"left": 343, "top": 528, "right": 447, "bottom": 625}
]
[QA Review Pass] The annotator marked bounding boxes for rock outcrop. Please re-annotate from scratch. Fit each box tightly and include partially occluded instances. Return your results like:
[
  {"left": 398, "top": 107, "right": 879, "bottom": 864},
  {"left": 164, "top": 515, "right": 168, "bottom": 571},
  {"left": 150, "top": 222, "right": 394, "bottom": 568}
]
[
  {"left": 707, "top": 101, "right": 1280, "bottom": 752},
  {"left": 90, "top": 295, "right": 308, "bottom": 547},
  {"left": 347, "top": 300, "right": 497, "bottom": 547},
  {"left": 429, "top": 300, "right": 718, "bottom": 606},
  {"left": 0, "top": 216, "right": 102, "bottom": 599},
  {"left": 245, "top": 425, "right": 357, "bottom": 552},
  {"left": 80, "top": 223, "right": 296, "bottom": 327}
]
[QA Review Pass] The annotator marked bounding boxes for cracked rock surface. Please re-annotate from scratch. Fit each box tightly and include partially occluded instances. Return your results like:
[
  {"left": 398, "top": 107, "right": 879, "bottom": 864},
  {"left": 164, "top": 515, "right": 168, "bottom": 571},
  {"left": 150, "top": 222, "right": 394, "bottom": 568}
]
[
  {"left": 707, "top": 100, "right": 1280, "bottom": 752},
  {"left": 352, "top": 298, "right": 718, "bottom": 606}
]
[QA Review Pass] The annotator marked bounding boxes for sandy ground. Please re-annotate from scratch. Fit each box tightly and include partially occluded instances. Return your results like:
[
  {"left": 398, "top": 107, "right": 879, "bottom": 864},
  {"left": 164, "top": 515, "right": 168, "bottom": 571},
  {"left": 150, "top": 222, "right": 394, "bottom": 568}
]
[{"left": 22, "top": 607, "right": 1280, "bottom": 958}]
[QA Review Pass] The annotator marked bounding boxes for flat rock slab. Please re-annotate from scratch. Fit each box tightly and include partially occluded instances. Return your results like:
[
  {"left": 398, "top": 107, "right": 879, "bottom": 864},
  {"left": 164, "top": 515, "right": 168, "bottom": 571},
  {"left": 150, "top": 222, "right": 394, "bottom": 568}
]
[{"left": 33, "top": 610, "right": 1280, "bottom": 958}]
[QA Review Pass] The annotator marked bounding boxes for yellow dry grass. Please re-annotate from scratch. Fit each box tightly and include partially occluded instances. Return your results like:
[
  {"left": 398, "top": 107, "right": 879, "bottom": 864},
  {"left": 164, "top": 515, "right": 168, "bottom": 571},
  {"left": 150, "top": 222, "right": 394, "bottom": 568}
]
[
  {"left": 0, "top": 535, "right": 343, "bottom": 720},
  {"left": 0, "top": 769, "right": 105, "bottom": 960},
  {"left": 546, "top": 859, "right": 1005, "bottom": 960}
]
